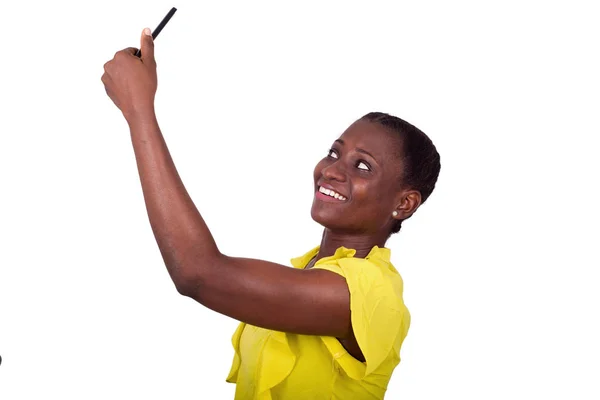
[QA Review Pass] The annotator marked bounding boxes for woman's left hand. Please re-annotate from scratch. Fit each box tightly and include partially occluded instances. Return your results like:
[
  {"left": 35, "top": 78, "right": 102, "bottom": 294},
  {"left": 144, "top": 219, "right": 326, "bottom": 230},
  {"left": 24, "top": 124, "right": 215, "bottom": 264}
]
[{"left": 101, "top": 28, "right": 157, "bottom": 122}]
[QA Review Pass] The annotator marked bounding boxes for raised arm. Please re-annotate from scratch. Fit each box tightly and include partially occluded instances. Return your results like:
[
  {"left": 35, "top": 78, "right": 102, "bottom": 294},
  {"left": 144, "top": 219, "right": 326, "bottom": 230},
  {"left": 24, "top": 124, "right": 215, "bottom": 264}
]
[{"left": 101, "top": 29, "right": 351, "bottom": 338}]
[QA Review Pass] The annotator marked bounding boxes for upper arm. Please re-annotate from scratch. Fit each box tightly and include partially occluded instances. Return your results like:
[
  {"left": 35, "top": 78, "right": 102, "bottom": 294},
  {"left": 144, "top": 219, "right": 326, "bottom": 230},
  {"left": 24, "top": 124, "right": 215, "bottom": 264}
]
[{"left": 177, "top": 254, "right": 352, "bottom": 338}]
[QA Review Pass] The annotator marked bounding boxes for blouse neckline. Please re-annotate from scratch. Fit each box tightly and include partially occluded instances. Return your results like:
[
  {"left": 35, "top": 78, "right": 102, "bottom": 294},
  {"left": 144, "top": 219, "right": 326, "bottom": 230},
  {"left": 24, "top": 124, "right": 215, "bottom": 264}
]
[{"left": 290, "top": 245, "right": 391, "bottom": 269}]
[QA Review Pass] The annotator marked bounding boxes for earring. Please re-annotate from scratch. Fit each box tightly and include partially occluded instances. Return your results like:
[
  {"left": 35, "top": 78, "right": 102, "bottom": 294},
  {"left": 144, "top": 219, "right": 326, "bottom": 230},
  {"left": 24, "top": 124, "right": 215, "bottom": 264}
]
[{"left": 392, "top": 211, "right": 398, "bottom": 217}]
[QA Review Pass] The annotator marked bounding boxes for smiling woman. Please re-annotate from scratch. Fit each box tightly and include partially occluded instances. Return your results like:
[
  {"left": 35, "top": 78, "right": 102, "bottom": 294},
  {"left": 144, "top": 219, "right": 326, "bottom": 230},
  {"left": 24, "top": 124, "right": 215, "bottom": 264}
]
[{"left": 102, "top": 29, "right": 441, "bottom": 400}]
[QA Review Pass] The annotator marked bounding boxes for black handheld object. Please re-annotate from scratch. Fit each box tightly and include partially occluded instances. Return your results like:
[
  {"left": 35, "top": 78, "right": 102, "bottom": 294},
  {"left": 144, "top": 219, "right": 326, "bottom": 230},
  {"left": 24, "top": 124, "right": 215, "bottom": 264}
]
[{"left": 135, "top": 7, "right": 177, "bottom": 57}]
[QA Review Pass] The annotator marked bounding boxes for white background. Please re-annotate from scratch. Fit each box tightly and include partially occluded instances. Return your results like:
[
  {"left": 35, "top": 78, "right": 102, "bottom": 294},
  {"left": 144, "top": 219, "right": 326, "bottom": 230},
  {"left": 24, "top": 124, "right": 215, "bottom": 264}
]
[{"left": 1, "top": 0, "right": 599, "bottom": 399}]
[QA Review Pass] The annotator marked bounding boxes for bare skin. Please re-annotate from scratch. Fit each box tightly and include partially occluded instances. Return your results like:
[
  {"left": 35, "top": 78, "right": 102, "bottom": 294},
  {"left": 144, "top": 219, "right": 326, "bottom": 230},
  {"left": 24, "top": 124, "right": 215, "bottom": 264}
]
[{"left": 101, "top": 29, "right": 421, "bottom": 362}]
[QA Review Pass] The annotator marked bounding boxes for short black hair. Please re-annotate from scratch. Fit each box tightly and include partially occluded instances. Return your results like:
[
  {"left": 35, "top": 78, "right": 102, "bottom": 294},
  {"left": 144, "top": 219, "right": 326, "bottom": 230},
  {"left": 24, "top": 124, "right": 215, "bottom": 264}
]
[{"left": 361, "top": 112, "right": 441, "bottom": 234}]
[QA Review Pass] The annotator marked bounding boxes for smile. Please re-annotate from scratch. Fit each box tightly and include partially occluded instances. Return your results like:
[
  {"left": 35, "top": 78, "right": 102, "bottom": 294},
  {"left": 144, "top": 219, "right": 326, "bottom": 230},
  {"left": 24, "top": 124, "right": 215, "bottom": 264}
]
[{"left": 317, "top": 186, "right": 347, "bottom": 201}]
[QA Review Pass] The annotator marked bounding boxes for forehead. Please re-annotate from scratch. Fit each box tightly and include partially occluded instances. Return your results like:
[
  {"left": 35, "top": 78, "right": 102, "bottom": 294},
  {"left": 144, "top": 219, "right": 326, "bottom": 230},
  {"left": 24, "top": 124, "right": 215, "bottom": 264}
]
[{"left": 336, "top": 119, "right": 402, "bottom": 162}]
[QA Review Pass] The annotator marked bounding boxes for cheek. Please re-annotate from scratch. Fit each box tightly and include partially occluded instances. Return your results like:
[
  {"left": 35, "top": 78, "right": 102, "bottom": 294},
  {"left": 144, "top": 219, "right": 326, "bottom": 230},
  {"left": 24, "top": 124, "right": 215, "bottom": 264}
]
[
  {"left": 352, "top": 179, "right": 391, "bottom": 215},
  {"left": 351, "top": 180, "right": 370, "bottom": 200},
  {"left": 351, "top": 176, "right": 379, "bottom": 200}
]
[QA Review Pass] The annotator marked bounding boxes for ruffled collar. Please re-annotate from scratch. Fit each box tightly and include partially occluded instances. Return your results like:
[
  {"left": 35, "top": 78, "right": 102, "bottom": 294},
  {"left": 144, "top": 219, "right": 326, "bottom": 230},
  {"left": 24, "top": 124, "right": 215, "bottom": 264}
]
[{"left": 290, "top": 245, "right": 391, "bottom": 269}]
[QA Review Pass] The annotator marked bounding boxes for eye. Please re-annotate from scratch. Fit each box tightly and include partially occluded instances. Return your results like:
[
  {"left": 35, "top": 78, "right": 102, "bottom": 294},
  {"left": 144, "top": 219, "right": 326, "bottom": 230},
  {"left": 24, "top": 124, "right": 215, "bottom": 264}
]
[
  {"left": 327, "top": 149, "right": 339, "bottom": 159},
  {"left": 357, "top": 161, "right": 371, "bottom": 171}
]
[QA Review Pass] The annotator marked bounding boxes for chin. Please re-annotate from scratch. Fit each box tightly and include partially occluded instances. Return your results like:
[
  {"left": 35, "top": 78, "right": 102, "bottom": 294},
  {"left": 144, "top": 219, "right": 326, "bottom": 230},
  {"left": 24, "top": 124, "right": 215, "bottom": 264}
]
[{"left": 310, "top": 203, "right": 347, "bottom": 231}]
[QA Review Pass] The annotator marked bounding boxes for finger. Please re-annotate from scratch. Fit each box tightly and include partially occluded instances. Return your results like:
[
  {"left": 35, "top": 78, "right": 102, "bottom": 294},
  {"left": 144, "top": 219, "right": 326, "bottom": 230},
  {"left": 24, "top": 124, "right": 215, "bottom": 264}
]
[
  {"left": 101, "top": 74, "right": 119, "bottom": 108},
  {"left": 101, "top": 74, "right": 113, "bottom": 98},
  {"left": 140, "top": 28, "right": 155, "bottom": 63},
  {"left": 123, "top": 47, "right": 138, "bottom": 56},
  {"left": 114, "top": 48, "right": 138, "bottom": 60},
  {"left": 101, "top": 72, "right": 111, "bottom": 92}
]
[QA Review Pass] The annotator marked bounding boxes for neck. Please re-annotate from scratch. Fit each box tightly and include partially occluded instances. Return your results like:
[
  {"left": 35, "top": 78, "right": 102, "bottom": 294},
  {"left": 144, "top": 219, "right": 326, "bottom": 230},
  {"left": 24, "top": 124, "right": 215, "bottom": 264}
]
[{"left": 315, "top": 228, "right": 388, "bottom": 261}]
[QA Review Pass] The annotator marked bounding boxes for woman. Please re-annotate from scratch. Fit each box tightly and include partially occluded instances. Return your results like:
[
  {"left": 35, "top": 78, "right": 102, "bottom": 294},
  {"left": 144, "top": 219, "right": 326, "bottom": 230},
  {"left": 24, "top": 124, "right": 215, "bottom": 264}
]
[{"left": 102, "top": 29, "right": 441, "bottom": 399}]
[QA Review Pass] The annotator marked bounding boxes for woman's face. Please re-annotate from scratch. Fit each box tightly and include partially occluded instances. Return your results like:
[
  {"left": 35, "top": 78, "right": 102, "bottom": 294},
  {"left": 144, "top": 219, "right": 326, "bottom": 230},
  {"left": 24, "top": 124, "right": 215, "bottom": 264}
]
[{"left": 311, "top": 119, "right": 406, "bottom": 234}]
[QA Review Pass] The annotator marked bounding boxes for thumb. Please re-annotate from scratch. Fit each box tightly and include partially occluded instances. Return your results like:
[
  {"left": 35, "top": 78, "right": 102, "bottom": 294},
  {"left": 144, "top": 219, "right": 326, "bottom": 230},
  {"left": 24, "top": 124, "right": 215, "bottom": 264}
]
[{"left": 140, "top": 28, "right": 155, "bottom": 62}]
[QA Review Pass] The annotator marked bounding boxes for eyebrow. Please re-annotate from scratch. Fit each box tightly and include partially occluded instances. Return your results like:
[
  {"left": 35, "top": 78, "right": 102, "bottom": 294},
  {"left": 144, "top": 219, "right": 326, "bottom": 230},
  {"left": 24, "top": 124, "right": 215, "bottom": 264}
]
[{"left": 334, "top": 139, "right": 377, "bottom": 161}]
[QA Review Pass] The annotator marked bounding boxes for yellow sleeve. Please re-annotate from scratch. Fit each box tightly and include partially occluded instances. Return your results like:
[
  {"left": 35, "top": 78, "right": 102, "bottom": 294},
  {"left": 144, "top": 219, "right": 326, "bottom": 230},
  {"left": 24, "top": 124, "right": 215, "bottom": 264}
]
[{"left": 314, "top": 258, "right": 409, "bottom": 380}]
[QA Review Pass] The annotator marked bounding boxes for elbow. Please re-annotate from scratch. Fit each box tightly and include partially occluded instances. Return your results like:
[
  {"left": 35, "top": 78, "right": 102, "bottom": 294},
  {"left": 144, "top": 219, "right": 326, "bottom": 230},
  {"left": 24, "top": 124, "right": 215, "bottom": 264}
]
[
  {"left": 173, "top": 275, "right": 202, "bottom": 299},
  {"left": 168, "top": 252, "right": 224, "bottom": 299},
  {"left": 172, "top": 269, "right": 204, "bottom": 298}
]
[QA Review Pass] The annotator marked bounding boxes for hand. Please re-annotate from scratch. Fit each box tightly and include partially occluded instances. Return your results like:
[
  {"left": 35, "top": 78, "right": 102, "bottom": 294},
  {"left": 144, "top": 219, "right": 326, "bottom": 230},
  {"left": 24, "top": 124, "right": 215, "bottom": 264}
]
[{"left": 102, "top": 28, "right": 157, "bottom": 122}]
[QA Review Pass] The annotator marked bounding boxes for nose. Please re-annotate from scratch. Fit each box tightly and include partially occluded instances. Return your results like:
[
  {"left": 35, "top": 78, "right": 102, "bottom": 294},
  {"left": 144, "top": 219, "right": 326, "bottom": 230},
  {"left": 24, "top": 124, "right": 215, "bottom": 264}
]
[{"left": 321, "top": 160, "right": 346, "bottom": 182}]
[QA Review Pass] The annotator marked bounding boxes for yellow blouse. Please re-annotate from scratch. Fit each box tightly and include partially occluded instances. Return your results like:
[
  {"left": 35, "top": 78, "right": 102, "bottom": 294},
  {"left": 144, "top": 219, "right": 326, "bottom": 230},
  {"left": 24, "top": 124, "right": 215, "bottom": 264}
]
[{"left": 226, "top": 245, "right": 411, "bottom": 399}]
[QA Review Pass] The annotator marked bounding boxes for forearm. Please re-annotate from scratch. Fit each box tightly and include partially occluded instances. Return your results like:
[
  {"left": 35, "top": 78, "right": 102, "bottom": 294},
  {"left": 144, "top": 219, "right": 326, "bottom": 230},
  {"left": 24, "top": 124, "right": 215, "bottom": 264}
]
[{"left": 126, "top": 111, "right": 220, "bottom": 288}]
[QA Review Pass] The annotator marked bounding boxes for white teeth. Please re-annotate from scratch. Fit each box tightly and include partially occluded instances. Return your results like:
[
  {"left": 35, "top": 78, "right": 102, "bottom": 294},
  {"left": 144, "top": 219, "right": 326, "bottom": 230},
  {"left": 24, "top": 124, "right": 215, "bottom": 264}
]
[{"left": 318, "top": 186, "right": 346, "bottom": 201}]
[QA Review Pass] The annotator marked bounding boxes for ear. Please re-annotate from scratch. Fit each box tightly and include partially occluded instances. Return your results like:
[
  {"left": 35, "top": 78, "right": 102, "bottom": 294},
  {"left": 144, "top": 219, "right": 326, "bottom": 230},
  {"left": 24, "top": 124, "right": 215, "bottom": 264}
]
[{"left": 392, "top": 190, "right": 422, "bottom": 221}]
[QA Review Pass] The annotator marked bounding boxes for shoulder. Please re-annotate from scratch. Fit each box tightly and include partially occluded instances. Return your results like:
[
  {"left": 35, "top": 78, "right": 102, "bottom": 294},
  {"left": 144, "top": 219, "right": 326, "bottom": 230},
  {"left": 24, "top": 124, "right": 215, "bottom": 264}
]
[{"left": 316, "top": 255, "right": 406, "bottom": 311}]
